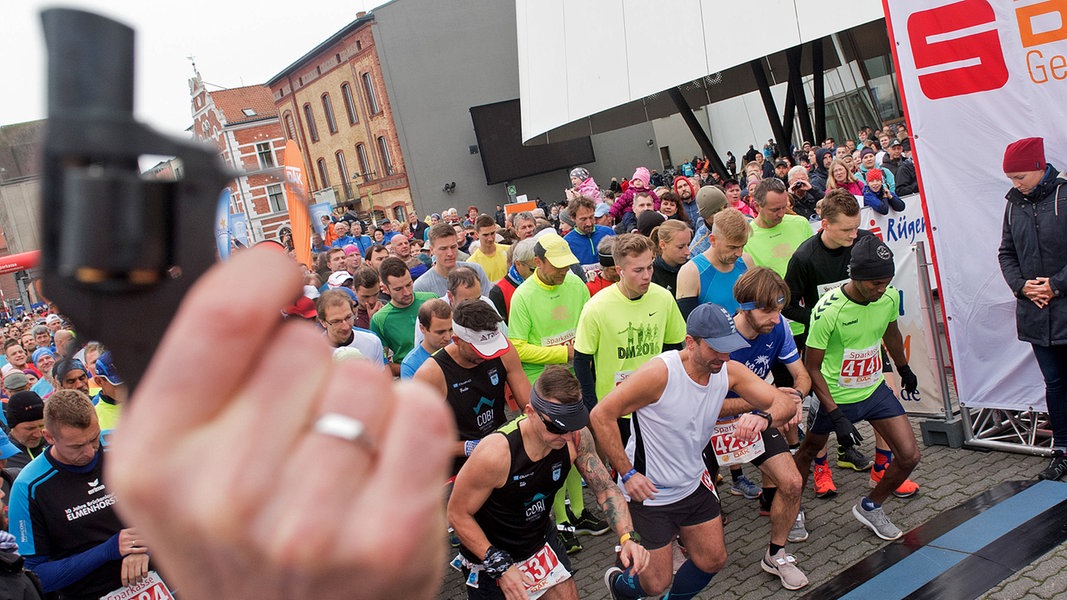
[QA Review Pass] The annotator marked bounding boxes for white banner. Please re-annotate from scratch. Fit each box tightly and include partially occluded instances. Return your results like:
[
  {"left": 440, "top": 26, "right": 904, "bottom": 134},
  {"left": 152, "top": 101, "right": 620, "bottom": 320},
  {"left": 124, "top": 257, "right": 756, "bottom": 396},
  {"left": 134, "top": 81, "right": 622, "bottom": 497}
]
[{"left": 883, "top": 0, "right": 1058, "bottom": 412}]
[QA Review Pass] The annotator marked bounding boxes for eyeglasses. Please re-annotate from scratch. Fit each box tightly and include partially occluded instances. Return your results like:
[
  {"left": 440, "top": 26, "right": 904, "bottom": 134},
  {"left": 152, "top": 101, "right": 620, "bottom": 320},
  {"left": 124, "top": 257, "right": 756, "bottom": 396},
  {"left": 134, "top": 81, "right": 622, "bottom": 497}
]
[
  {"left": 537, "top": 413, "right": 570, "bottom": 435},
  {"left": 324, "top": 314, "right": 355, "bottom": 327}
]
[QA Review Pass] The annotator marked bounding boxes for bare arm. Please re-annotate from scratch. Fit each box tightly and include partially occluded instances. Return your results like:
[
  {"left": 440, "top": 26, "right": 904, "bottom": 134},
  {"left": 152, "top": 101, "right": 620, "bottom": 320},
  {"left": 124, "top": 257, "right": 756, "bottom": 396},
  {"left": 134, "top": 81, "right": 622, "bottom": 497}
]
[
  {"left": 501, "top": 345, "right": 531, "bottom": 410},
  {"left": 446, "top": 434, "right": 511, "bottom": 559},
  {"left": 571, "top": 428, "right": 649, "bottom": 575},
  {"left": 414, "top": 358, "right": 468, "bottom": 457},
  {"left": 804, "top": 347, "right": 837, "bottom": 412},
  {"left": 882, "top": 321, "right": 907, "bottom": 368}
]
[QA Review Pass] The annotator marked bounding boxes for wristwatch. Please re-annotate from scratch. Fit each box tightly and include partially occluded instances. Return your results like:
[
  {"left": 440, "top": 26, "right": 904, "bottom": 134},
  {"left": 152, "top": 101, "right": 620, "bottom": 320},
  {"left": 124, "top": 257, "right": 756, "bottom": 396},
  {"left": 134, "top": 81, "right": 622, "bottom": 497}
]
[
  {"left": 753, "top": 410, "right": 773, "bottom": 428},
  {"left": 620, "top": 531, "right": 642, "bottom": 546}
]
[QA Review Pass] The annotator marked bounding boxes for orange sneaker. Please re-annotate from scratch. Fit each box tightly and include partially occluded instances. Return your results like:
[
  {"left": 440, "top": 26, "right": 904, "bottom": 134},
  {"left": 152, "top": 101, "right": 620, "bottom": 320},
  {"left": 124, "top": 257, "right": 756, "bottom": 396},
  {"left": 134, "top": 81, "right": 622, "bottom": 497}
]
[
  {"left": 813, "top": 462, "right": 837, "bottom": 498},
  {"left": 869, "top": 466, "right": 919, "bottom": 498}
]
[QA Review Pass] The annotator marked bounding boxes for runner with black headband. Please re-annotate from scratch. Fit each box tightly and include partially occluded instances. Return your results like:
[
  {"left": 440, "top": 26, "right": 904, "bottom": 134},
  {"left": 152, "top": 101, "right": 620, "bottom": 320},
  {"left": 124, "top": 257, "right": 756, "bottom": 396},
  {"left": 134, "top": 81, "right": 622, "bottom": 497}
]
[{"left": 448, "top": 366, "right": 649, "bottom": 600}]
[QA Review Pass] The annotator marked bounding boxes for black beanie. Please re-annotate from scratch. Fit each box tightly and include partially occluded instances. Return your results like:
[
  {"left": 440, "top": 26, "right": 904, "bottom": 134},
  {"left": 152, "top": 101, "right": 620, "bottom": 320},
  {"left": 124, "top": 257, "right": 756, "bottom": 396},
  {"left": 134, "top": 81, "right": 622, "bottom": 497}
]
[
  {"left": 849, "top": 235, "right": 895, "bottom": 281},
  {"left": 6, "top": 391, "right": 44, "bottom": 428}
]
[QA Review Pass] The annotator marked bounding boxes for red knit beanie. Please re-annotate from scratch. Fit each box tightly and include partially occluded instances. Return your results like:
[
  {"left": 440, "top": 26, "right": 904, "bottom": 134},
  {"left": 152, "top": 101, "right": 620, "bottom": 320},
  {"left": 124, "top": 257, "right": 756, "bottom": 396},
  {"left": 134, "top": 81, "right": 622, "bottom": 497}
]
[
  {"left": 866, "top": 168, "right": 883, "bottom": 181},
  {"left": 1003, "top": 137, "right": 1045, "bottom": 172}
]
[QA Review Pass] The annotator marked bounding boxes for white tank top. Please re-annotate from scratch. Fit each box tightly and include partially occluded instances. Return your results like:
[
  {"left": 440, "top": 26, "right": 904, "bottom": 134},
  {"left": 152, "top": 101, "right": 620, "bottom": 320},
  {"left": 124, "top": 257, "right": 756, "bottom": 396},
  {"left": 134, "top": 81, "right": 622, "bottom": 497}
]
[{"left": 622, "top": 350, "right": 729, "bottom": 505}]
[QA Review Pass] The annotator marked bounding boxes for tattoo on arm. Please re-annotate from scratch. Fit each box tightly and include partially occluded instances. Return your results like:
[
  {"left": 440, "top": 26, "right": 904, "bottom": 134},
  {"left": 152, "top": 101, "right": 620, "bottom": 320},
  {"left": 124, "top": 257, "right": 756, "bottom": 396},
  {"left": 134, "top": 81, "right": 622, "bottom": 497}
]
[{"left": 575, "top": 429, "right": 633, "bottom": 535}]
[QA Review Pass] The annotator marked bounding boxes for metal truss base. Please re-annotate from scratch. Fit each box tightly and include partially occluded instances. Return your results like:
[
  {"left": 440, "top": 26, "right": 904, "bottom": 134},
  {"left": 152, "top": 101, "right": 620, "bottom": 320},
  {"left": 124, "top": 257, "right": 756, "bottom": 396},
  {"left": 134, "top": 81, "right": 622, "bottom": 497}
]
[{"left": 961, "top": 406, "right": 1056, "bottom": 457}]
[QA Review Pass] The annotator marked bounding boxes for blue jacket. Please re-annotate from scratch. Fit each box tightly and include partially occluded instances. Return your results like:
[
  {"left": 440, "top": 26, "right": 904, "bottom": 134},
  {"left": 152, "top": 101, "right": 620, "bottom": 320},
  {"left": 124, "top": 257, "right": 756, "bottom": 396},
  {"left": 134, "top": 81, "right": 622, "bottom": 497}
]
[{"left": 564, "top": 226, "right": 615, "bottom": 267}]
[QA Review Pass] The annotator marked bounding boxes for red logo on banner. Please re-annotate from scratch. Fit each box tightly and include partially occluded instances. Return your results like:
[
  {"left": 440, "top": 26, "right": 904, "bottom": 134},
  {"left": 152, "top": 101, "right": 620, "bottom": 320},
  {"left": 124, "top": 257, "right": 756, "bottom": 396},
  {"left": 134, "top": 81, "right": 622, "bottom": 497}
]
[{"left": 908, "top": 0, "right": 1008, "bottom": 99}]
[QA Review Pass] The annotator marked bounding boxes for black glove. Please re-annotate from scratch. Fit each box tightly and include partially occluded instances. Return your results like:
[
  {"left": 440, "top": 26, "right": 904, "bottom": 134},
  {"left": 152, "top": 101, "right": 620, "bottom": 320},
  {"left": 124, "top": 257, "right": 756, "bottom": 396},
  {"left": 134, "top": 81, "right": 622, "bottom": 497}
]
[
  {"left": 828, "top": 407, "right": 863, "bottom": 446},
  {"left": 898, "top": 365, "right": 918, "bottom": 394}
]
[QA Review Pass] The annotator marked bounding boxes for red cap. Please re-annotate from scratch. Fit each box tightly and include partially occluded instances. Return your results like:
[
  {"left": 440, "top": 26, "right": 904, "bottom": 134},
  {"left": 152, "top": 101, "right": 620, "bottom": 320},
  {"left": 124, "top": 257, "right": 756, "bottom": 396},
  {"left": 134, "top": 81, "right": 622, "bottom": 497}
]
[
  {"left": 866, "top": 169, "right": 883, "bottom": 181},
  {"left": 1003, "top": 137, "right": 1045, "bottom": 173},
  {"left": 283, "top": 296, "right": 318, "bottom": 320}
]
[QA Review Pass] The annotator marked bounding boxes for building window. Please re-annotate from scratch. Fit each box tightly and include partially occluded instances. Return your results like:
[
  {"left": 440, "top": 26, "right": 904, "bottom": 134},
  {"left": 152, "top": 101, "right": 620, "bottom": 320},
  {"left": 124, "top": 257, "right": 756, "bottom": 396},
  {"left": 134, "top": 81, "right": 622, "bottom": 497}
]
[
  {"left": 317, "top": 158, "right": 330, "bottom": 189},
  {"left": 266, "top": 184, "right": 286, "bottom": 213},
  {"left": 356, "top": 143, "right": 371, "bottom": 180},
  {"left": 336, "top": 151, "right": 352, "bottom": 199},
  {"left": 341, "top": 83, "right": 358, "bottom": 125},
  {"left": 242, "top": 108, "right": 257, "bottom": 117},
  {"left": 377, "top": 136, "right": 394, "bottom": 176},
  {"left": 362, "top": 73, "right": 381, "bottom": 115},
  {"left": 322, "top": 94, "right": 338, "bottom": 134},
  {"left": 303, "top": 103, "right": 319, "bottom": 142},
  {"left": 284, "top": 112, "right": 297, "bottom": 140},
  {"left": 256, "top": 142, "right": 275, "bottom": 168}
]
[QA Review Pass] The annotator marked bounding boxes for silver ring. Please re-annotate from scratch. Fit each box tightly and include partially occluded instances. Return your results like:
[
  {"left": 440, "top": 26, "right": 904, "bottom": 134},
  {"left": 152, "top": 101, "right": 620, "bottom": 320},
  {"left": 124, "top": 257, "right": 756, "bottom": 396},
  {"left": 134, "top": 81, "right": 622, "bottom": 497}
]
[{"left": 313, "top": 413, "right": 373, "bottom": 449}]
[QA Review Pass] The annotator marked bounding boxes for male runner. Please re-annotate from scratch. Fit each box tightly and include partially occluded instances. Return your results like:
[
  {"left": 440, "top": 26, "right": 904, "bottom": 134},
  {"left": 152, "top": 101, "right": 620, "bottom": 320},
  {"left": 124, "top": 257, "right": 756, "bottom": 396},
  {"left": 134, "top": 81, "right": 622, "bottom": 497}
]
[
  {"left": 717, "top": 267, "right": 810, "bottom": 589},
  {"left": 400, "top": 300, "right": 452, "bottom": 379},
  {"left": 784, "top": 190, "right": 917, "bottom": 497},
  {"left": 370, "top": 257, "right": 437, "bottom": 374},
  {"left": 9, "top": 390, "right": 150, "bottom": 598},
  {"left": 317, "top": 290, "right": 386, "bottom": 366},
  {"left": 676, "top": 207, "right": 753, "bottom": 321},
  {"left": 794, "top": 235, "right": 921, "bottom": 541},
  {"left": 591, "top": 304, "right": 800, "bottom": 599},
  {"left": 448, "top": 366, "right": 649, "bottom": 599},
  {"left": 415, "top": 299, "right": 532, "bottom": 478},
  {"left": 508, "top": 232, "right": 602, "bottom": 553},
  {"left": 573, "top": 234, "right": 686, "bottom": 442}
]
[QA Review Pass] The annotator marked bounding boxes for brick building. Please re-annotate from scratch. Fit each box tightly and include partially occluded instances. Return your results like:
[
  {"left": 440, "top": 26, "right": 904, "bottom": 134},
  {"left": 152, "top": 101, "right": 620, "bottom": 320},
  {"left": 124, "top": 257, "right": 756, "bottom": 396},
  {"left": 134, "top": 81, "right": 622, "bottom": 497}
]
[
  {"left": 188, "top": 72, "right": 291, "bottom": 243},
  {"left": 266, "top": 11, "right": 413, "bottom": 226},
  {"left": 0, "top": 121, "right": 46, "bottom": 313}
]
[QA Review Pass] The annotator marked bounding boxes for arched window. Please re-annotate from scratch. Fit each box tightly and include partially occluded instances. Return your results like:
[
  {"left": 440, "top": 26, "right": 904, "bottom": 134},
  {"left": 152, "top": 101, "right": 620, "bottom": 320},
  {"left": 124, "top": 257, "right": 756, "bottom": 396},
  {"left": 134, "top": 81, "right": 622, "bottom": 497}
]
[
  {"left": 377, "top": 136, "right": 394, "bottom": 176},
  {"left": 356, "top": 143, "right": 371, "bottom": 180},
  {"left": 303, "top": 103, "right": 319, "bottom": 142},
  {"left": 321, "top": 93, "right": 338, "bottom": 134},
  {"left": 362, "top": 72, "right": 381, "bottom": 115},
  {"left": 283, "top": 111, "right": 297, "bottom": 140},
  {"left": 316, "top": 158, "right": 330, "bottom": 188},
  {"left": 341, "top": 83, "right": 358, "bottom": 125}
]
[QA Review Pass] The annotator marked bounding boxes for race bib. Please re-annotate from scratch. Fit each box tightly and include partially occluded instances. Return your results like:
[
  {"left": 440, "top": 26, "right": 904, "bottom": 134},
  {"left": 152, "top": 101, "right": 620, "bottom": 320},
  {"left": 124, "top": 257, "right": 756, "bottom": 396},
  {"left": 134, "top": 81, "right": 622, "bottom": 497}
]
[
  {"left": 614, "top": 371, "right": 633, "bottom": 387},
  {"left": 817, "top": 280, "right": 847, "bottom": 297},
  {"left": 517, "top": 543, "right": 571, "bottom": 599},
  {"left": 541, "top": 329, "right": 575, "bottom": 348},
  {"left": 710, "top": 418, "right": 766, "bottom": 466},
  {"left": 839, "top": 345, "right": 882, "bottom": 389},
  {"left": 581, "top": 263, "right": 602, "bottom": 283},
  {"left": 101, "top": 571, "right": 173, "bottom": 600}
]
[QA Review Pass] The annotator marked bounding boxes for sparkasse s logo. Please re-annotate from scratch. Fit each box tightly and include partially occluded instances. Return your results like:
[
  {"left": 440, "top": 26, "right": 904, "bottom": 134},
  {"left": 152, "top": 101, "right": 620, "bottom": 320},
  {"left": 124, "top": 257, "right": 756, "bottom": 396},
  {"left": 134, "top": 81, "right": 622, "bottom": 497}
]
[{"left": 908, "top": 0, "right": 1008, "bottom": 99}]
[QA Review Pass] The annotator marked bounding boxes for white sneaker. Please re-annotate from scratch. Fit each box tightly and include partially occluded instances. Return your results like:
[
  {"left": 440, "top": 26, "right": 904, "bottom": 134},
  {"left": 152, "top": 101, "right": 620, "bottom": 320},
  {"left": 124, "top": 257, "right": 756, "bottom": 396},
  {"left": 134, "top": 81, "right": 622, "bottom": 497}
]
[{"left": 762, "top": 549, "right": 809, "bottom": 590}]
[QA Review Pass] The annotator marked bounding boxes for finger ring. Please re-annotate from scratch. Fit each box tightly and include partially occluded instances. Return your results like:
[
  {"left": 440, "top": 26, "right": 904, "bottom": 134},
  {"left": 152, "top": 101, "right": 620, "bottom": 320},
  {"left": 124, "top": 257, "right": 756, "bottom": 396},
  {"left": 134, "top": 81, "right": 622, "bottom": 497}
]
[{"left": 313, "top": 413, "right": 373, "bottom": 450}]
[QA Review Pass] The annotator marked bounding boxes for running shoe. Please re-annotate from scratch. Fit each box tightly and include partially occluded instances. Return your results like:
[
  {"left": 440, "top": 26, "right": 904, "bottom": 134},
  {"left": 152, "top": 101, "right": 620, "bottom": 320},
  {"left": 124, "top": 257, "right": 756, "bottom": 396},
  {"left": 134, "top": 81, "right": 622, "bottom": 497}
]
[
  {"left": 448, "top": 528, "right": 460, "bottom": 548},
  {"left": 570, "top": 509, "right": 610, "bottom": 536},
  {"left": 852, "top": 498, "right": 902, "bottom": 541},
  {"left": 1038, "top": 456, "right": 1067, "bottom": 481},
  {"left": 788, "top": 509, "right": 809, "bottom": 542},
  {"left": 729, "top": 474, "right": 761, "bottom": 499},
  {"left": 869, "top": 467, "right": 920, "bottom": 498},
  {"left": 556, "top": 524, "right": 583, "bottom": 554},
  {"left": 604, "top": 567, "right": 624, "bottom": 600},
  {"left": 813, "top": 462, "right": 837, "bottom": 498},
  {"left": 837, "top": 445, "right": 874, "bottom": 471},
  {"left": 762, "top": 548, "right": 809, "bottom": 590}
]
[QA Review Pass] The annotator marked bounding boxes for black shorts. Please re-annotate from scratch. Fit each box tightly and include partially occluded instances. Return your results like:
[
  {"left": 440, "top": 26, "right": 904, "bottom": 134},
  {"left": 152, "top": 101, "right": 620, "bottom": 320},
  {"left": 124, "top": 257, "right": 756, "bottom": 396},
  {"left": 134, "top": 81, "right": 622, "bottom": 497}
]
[
  {"left": 628, "top": 481, "right": 721, "bottom": 550},
  {"left": 809, "top": 382, "right": 906, "bottom": 435},
  {"left": 461, "top": 529, "right": 575, "bottom": 600},
  {"left": 751, "top": 426, "right": 791, "bottom": 468}
]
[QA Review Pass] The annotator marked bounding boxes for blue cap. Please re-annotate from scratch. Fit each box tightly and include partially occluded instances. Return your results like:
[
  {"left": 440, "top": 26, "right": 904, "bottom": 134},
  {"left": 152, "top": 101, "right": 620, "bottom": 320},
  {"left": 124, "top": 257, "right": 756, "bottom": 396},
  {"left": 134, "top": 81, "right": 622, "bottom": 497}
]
[
  {"left": 594, "top": 203, "right": 610, "bottom": 218},
  {"left": 31, "top": 347, "right": 54, "bottom": 365},
  {"left": 95, "top": 352, "right": 124, "bottom": 386},
  {"left": 0, "top": 430, "right": 19, "bottom": 460},
  {"left": 686, "top": 303, "right": 749, "bottom": 353}
]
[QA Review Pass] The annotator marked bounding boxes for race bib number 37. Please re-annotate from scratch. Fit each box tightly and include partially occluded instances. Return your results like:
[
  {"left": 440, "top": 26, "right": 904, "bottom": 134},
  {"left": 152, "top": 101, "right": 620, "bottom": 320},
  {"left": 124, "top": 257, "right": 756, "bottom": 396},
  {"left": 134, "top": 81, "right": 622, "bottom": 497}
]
[
  {"left": 839, "top": 345, "right": 882, "bottom": 389},
  {"left": 518, "top": 543, "right": 571, "bottom": 599}
]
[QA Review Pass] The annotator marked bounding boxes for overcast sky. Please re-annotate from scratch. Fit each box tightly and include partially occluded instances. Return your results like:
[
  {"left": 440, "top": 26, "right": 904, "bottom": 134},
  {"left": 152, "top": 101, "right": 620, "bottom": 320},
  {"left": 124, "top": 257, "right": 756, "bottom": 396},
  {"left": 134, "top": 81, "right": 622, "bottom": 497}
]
[{"left": 2, "top": 0, "right": 373, "bottom": 136}]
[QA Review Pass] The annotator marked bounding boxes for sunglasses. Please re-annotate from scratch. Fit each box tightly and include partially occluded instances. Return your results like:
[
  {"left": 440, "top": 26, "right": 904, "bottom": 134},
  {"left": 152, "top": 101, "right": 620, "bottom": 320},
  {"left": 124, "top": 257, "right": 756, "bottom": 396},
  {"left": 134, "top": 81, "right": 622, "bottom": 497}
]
[{"left": 537, "top": 413, "right": 570, "bottom": 435}]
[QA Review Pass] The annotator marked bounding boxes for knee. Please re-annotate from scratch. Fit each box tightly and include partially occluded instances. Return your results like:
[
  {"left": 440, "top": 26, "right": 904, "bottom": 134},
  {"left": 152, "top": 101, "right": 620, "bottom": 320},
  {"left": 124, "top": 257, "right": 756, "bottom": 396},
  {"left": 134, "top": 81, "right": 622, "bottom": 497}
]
[
  {"left": 690, "top": 548, "right": 727, "bottom": 574},
  {"left": 894, "top": 445, "right": 920, "bottom": 470},
  {"left": 775, "top": 468, "right": 803, "bottom": 499}
]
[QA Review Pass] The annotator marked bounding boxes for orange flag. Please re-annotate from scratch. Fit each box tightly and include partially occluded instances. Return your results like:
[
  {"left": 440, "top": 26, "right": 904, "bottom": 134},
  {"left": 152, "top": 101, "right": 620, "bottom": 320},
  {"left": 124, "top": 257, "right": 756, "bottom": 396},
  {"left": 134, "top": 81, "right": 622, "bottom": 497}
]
[{"left": 283, "top": 139, "right": 312, "bottom": 267}]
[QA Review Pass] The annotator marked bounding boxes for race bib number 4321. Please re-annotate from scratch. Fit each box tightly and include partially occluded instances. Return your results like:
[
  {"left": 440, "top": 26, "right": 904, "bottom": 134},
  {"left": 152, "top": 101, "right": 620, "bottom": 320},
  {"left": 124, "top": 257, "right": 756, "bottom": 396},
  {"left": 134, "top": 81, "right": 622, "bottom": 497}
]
[{"left": 839, "top": 345, "right": 882, "bottom": 389}]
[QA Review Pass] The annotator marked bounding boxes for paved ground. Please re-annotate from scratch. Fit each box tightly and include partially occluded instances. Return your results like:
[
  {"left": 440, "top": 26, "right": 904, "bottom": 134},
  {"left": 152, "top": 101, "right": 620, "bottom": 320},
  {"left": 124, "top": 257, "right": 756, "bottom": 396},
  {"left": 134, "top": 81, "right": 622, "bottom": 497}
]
[{"left": 436, "top": 419, "right": 1066, "bottom": 599}]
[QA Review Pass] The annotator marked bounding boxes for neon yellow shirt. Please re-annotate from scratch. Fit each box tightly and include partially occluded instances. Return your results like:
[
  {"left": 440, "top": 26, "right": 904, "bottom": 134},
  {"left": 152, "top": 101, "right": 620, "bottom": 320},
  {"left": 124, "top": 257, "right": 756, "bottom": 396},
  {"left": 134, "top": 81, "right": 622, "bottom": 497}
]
[
  {"left": 806, "top": 285, "right": 899, "bottom": 405},
  {"left": 508, "top": 271, "right": 589, "bottom": 382},
  {"left": 574, "top": 283, "right": 686, "bottom": 403}
]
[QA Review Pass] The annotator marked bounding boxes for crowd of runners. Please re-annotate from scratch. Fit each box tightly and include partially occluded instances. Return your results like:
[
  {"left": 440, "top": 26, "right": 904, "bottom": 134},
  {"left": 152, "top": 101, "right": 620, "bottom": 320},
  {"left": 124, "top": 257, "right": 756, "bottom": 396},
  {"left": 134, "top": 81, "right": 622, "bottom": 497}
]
[{"left": 6, "top": 125, "right": 1064, "bottom": 600}]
